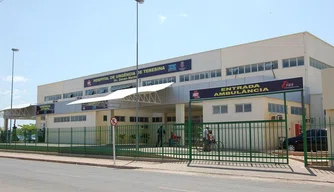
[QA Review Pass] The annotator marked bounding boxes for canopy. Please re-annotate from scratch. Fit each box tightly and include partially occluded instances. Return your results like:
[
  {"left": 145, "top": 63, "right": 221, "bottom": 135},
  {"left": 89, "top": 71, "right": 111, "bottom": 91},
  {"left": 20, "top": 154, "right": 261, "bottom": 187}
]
[{"left": 67, "top": 82, "right": 174, "bottom": 105}]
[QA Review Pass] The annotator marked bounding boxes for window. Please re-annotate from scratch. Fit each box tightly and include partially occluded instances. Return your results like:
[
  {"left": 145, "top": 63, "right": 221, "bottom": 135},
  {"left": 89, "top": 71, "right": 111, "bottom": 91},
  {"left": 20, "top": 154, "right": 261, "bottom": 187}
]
[
  {"left": 152, "top": 117, "right": 163, "bottom": 123},
  {"left": 251, "top": 64, "right": 258, "bottom": 72},
  {"left": 245, "top": 65, "right": 251, "bottom": 73},
  {"left": 110, "top": 84, "right": 134, "bottom": 92},
  {"left": 115, "top": 116, "right": 125, "bottom": 122},
  {"left": 180, "top": 69, "right": 221, "bottom": 83},
  {"left": 211, "top": 70, "right": 217, "bottom": 78},
  {"left": 216, "top": 70, "right": 221, "bottom": 77},
  {"left": 265, "top": 62, "right": 272, "bottom": 70},
  {"left": 180, "top": 75, "right": 185, "bottom": 82},
  {"left": 41, "top": 116, "right": 46, "bottom": 121},
  {"left": 142, "top": 76, "right": 176, "bottom": 86},
  {"left": 184, "top": 75, "right": 189, "bottom": 81},
  {"left": 167, "top": 116, "right": 176, "bottom": 122},
  {"left": 213, "top": 105, "right": 228, "bottom": 114},
  {"left": 283, "top": 59, "right": 289, "bottom": 68},
  {"left": 235, "top": 104, "right": 252, "bottom": 113},
  {"left": 268, "top": 103, "right": 285, "bottom": 113},
  {"left": 226, "top": 68, "right": 233, "bottom": 76},
  {"left": 272, "top": 61, "right": 278, "bottom": 69},
  {"left": 310, "top": 57, "right": 332, "bottom": 70},
  {"left": 130, "top": 116, "right": 149, "bottom": 122},
  {"left": 290, "top": 58, "right": 297, "bottom": 67},
  {"left": 258, "top": 63, "right": 264, "bottom": 71},
  {"left": 85, "top": 87, "right": 108, "bottom": 96},
  {"left": 44, "top": 94, "right": 61, "bottom": 101},
  {"left": 103, "top": 115, "right": 107, "bottom": 122},
  {"left": 63, "top": 91, "right": 83, "bottom": 99},
  {"left": 291, "top": 106, "right": 303, "bottom": 115},
  {"left": 282, "top": 57, "right": 305, "bottom": 68},
  {"left": 226, "top": 60, "right": 278, "bottom": 76},
  {"left": 54, "top": 116, "right": 70, "bottom": 123},
  {"left": 55, "top": 115, "right": 86, "bottom": 123},
  {"left": 70, "top": 115, "right": 86, "bottom": 122}
]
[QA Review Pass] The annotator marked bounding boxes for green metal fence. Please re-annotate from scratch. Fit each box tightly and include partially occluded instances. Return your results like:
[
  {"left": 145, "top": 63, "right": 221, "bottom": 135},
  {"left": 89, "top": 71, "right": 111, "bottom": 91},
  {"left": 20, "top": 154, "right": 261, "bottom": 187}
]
[
  {"left": 0, "top": 120, "right": 290, "bottom": 164},
  {"left": 0, "top": 124, "right": 189, "bottom": 160},
  {"left": 303, "top": 118, "right": 334, "bottom": 167}
]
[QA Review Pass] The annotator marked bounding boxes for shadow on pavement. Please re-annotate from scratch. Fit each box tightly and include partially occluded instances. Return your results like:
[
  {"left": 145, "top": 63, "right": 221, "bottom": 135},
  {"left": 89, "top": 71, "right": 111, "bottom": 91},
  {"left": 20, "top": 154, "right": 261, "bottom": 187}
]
[{"left": 186, "top": 160, "right": 316, "bottom": 176}]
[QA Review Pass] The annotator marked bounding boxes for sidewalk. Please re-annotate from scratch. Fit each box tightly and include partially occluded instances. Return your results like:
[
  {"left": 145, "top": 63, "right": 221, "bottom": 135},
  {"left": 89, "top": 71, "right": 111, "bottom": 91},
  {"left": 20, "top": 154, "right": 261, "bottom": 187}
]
[{"left": 0, "top": 150, "right": 333, "bottom": 184}]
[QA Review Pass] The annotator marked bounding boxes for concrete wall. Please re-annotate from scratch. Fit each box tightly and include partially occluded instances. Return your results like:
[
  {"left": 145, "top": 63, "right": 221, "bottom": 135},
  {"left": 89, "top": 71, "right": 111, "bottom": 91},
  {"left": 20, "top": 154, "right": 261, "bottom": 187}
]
[
  {"left": 304, "top": 33, "right": 334, "bottom": 68},
  {"left": 322, "top": 68, "right": 334, "bottom": 110},
  {"left": 221, "top": 32, "right": 306, "bottom": 80},
  {"left": 310, "top": 94, "right": 324, "bottom": 120},
  {"left": 202, "top": 97, "right": 265, "bottom": 122}
]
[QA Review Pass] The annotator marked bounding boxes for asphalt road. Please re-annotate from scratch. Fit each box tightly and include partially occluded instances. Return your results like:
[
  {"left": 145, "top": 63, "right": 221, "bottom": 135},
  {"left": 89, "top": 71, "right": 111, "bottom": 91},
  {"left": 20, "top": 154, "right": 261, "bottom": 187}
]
[{"left": 0, "top": 158, "right": 332, "bottom": 192}]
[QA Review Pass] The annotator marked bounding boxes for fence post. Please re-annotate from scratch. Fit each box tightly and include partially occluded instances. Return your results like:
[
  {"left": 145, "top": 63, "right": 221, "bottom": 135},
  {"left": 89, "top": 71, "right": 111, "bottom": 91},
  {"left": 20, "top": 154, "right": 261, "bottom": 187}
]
[
  {"left": 249, "top": 122, "right": 252, "bottom": 163},
  {"left": 84, "top": 127, "right": 87, "bottom": 155},
  {"left": 162, "top": 124, "right": 164, "bottom": 161},
  {"left": 218, "top": 123, "right": 220, "bottom": 161},
  {"left": 58, "top": 128, "right": 60, "bottom": 153},
  {"left": 46, "top": 128, "right": 49, "bottom": 152},
  {"left": 284, "top": 92, "right": 289, "bottom": 164},
  {"left": 188, "top": 100, "right": 193, "bottom": 161},
  {"left": 329, "top": 117, "right": 333, "bottom": 167},
  {"left": 71, "top": 127, "right": 73, "bottom": 154},
  {"left": 99, "top": 126, "right": 102, "bottom": 156},
  {"left": 301, "top": 90, "right": 308, "bottom": 167}
]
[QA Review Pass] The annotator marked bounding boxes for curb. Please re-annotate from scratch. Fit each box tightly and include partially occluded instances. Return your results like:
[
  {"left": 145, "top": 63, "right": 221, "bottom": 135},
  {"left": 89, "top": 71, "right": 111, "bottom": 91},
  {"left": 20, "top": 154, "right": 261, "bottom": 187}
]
[
  {"left": 1, "top": 155, "right": 334, "bottom": 184},
  {"left": 0, "top": 155, "right": 141, "bottom": 170},
  {"left": 0, "top": 149, "right": 184, "bottom": 163}
]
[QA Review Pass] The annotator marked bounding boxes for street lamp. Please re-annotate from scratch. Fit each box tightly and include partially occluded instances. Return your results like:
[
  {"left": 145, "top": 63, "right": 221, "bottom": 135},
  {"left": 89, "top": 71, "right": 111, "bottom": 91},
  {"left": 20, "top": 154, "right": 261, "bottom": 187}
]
[
  {"left": 8, "top": 48, "right": 19, "bottom": 143},
  {"left": 135, "top": 0, "right": 144, "bottom": 151}
]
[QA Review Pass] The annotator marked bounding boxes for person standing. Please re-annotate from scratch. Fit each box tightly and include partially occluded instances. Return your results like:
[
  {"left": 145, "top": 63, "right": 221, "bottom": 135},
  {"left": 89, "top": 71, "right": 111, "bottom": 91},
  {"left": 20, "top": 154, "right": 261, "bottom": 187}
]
[
  {"left": 156, "top": 126, "right": 166, "bottom": 147},
  {"left": 202, "top": 126, "right": 209, "bottom": 151}
]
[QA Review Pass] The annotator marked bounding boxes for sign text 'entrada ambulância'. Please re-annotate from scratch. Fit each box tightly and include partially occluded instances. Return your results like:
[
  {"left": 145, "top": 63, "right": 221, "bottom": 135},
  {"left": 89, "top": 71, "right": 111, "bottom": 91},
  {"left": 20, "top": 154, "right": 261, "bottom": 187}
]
[
  {"left": 190, "top": 77, "right": 303, "bottom": 100},
  {"left": 214, "top": 83, "right": 269, "bottom": 97}
]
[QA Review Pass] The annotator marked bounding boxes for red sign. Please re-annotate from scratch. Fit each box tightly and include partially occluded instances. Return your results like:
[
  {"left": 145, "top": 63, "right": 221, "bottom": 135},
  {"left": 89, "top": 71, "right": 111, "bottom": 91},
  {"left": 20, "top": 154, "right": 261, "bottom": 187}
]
[{"left": 110, "top": 117, "right": 118, "bottom": 126}]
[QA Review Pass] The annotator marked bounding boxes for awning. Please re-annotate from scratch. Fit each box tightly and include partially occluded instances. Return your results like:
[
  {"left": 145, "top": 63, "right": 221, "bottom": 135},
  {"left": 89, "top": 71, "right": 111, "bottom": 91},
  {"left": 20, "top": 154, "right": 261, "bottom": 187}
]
[
  {"left": 0, "top": 103, "right": 36, "bottom": 120},
  {"left": 0, "top": 103, "right": 35, "bottom": 112},
  {"left": 67, "top": 82, "right": 174, "bottom": 105}
]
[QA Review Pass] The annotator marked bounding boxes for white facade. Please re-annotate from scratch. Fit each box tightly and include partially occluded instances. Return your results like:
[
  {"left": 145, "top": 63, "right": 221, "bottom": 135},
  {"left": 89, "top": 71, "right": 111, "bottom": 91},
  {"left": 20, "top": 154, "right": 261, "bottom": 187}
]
[{"left": 36, "top": 32, "right": 334, "bottom": 130}]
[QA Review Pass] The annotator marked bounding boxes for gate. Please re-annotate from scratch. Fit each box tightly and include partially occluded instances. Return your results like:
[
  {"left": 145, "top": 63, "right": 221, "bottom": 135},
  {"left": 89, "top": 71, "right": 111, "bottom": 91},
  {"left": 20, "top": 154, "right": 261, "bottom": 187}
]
[
  {"left": 303, "top": 118, "right": 334, "bottom": 167},
  {"left": 188, "top": 120, "right": 288, "bottom": 164}
]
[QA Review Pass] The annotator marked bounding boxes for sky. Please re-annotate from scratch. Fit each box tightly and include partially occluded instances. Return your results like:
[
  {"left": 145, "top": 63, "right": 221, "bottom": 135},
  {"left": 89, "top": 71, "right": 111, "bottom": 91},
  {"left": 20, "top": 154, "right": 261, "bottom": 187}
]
[{"left": 0, "top": 0, "right": 334, "bottom": 127}]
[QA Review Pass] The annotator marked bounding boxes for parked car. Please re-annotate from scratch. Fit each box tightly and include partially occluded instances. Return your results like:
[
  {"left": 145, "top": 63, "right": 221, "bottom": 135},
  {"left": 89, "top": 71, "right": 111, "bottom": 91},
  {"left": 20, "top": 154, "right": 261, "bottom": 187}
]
[{"left": 282, "top": 128, "right": 328, "bottom": 152}]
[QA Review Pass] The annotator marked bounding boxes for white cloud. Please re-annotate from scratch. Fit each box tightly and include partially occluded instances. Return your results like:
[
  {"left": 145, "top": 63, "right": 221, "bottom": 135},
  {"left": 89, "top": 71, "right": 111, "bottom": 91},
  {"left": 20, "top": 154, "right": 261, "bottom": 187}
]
[
  {"left": 159, "top": 15, "right": 167, "bottom": 24},
  {"left": 179, "top": 13, "right": 189, "bottom": 17},
  {"left": 2, "top": 75, "right": 29, "bottom": 83}
]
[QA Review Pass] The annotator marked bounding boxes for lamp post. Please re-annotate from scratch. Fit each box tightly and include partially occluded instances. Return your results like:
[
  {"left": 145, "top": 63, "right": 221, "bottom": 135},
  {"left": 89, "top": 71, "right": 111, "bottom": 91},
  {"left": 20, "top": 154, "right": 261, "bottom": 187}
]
[
  {"left": 9, "top": 48, "right": 19, "bottom": 143},
  {"left": 135, "top": 0, "right": 144, "bottom": 151}
]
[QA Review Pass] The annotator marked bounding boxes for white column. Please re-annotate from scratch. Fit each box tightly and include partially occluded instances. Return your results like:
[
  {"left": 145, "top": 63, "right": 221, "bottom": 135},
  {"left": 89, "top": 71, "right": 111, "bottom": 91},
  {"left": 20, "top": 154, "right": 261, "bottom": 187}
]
[
  {"left": 4, "top": 118, "right": 8, "bottom": 131},
  {"left": 176, "top": 104, "right": 185, "bottom": 145}
]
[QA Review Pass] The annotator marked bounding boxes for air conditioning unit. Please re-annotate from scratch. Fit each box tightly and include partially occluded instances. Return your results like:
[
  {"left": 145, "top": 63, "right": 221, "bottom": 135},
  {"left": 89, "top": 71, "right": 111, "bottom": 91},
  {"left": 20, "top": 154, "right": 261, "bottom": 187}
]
[
  {"left": 77, "top": 96, "right": 82, "bottom": 99},
  {"left": 305, "top": 118, "right": 314, "bottom": 124},
  {"left": 53, "top": 100, "right": 58, "bottom": 103},
  {"left": 276, "top": 115, "right": 283, "bottom": 120},
  {"left": 270, "top": 115, "right": 283, "bottom": 120}
]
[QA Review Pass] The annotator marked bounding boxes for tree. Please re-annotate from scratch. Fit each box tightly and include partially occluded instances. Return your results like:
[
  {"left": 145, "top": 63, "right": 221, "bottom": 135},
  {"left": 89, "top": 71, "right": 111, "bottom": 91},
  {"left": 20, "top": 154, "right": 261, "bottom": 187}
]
[{"left": 16, "top": 123, "right": 36, "bottom": 135}]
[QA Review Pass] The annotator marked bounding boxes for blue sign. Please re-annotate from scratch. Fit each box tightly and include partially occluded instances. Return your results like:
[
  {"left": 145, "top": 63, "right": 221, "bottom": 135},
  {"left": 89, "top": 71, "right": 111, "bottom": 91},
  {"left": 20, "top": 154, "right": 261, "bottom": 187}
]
[
  {"left": 84, "top": 59, "right": 192, "bottom": 87},
  {"left": 190, "top": 77, "right": 303, "bottom": 100}
]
